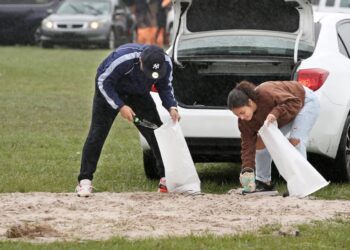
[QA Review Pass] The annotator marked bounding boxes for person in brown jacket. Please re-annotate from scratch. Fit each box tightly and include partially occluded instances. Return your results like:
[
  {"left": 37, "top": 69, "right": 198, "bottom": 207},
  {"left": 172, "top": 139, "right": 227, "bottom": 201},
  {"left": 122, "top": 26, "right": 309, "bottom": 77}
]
[{"left": 227, "top": 80, "right": 320, "bottom": 192}]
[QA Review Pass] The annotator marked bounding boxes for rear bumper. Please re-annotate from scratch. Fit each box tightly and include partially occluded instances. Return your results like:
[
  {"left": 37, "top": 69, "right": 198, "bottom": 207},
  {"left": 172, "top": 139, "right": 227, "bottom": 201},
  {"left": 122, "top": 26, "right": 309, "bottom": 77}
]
[
  {"left": 151, "top": 93, "right": 240, "bottom": 138},
  {"left": 141, "top": 93, "right": 242, "bottom": 163},
  {"left": 141, "top": 136, "right": 242, "bottom": 163},
  {"left": 186, "top": 137, "right": 241, "bottom": 162}
]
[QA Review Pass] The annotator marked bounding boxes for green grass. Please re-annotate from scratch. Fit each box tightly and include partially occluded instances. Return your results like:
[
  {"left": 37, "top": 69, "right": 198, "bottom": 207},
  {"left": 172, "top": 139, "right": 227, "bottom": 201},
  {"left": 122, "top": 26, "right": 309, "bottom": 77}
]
[
  {"left": 1, "top": 46, "right": 350, "bottom": 249},
  {"left": 0, "top": 219, "right": 349, "bottom": 249},
  {"left": 0, "top": 46, "right": 156, "bottom": 192}
]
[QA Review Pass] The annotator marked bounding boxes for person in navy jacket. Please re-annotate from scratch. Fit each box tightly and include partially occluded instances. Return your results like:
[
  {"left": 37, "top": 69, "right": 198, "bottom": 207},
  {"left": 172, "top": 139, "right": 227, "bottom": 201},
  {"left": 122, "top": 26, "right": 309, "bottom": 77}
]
[{"left": 76, "top": 43, "right": 180, "bottom": 197}]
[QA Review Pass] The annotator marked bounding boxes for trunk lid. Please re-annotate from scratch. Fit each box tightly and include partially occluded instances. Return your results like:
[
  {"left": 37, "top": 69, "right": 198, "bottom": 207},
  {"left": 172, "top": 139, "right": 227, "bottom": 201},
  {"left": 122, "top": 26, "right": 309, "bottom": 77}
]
[{"left": 171, "top": 0, "right": 315, "bottom": 63}]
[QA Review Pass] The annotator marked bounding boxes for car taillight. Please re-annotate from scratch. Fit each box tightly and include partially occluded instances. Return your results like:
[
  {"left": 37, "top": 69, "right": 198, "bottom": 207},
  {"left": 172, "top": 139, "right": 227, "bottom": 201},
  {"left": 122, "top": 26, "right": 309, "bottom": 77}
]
[
  {"left": 151, "top": 84, "right": 158, "bottom": 92},
  {"left": 297, "top": 68, "right": 329, "bottom": 91}
]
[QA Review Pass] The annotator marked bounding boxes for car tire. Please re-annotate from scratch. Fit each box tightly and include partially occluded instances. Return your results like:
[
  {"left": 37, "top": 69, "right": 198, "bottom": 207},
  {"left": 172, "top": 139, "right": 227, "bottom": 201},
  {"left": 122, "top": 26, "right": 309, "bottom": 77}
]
[
  {"left": 333, "top": 115, "right": 350, "bottom": 182},
  {"left": 33, "top": 27, "right": 42, "bottom": 45},
  {"left": 130, "top": 27, "right": 137, "bottom": 43},
  {"left": 114, "top": 26, "right": 127, "bottom": 46},
  {"left": 143, "top": 150, "right": 160, "bottom": 180},
  {"left": 41, "top": 41, "right": 53, "bottom": 49},
  {"left": 106, "top": 29, "right": 116, "bottom": 50}
]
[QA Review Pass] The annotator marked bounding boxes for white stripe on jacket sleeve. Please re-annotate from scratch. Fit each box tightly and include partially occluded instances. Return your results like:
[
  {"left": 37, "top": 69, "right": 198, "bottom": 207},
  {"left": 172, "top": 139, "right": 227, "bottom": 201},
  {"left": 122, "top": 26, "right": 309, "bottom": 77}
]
[{"left": 97, "top": 52, "right": 141, "bottom": 109}]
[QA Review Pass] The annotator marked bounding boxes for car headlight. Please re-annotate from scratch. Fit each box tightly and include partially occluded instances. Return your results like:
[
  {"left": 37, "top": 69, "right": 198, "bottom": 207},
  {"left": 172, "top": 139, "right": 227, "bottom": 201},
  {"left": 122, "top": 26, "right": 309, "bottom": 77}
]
[
  {"left": 89, "top": 19, "right": 108, "bottom": 29},
  {"left": 43, "top": 20, "right": 54, "bottom": 29},
  {"left": 89, "top": 21, "right": 100, "bottom": 29}
]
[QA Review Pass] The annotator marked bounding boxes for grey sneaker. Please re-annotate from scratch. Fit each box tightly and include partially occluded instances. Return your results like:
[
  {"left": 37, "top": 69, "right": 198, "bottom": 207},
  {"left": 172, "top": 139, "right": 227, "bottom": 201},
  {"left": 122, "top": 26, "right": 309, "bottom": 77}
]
[
  {"left": 239, "top": 168, "right": 256, "bottom": 193},
  {"left": 75, "top": 179, "right": 93, "bottom": 197}
]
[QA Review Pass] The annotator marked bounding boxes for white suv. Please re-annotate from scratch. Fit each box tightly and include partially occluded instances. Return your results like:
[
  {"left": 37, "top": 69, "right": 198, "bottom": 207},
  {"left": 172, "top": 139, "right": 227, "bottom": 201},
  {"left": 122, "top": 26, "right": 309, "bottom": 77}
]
[{"left": 141, "top": 0, "right": 350, "bottom": 182}]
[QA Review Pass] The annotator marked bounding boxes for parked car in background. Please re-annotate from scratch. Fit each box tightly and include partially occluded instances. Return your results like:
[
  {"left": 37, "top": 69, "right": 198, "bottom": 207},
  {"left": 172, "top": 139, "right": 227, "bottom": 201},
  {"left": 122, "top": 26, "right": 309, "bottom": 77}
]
[
  {"left": 141, "top": 0, "right": 350, "bottom": 182},
  {"left": 0, "top": 0, "right": 62, "bottom": 45},
  {"left": 39, "top": 0, "right": 135, "bottom": 48}
]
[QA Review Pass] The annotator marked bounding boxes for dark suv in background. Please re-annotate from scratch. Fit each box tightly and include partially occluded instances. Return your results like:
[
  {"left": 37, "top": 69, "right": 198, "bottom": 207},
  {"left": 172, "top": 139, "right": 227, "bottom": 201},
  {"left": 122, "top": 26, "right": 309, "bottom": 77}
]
[{"left": 0, "top": 0, "right": 62, "bottom": 45}]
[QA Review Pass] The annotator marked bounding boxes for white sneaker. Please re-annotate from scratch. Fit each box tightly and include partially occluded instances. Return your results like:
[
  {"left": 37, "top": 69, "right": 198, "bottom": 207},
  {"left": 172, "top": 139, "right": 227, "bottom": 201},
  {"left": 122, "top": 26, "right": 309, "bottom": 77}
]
[{"left": 76, "top": 179, "right": 93, "bottom": 197}]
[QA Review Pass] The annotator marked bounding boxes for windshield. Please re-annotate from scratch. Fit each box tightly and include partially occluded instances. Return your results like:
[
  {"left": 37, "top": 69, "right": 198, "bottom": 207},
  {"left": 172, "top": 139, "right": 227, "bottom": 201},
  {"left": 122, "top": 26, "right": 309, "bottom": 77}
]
[
  {"left": 56, "top": 0, "right": 111, "bottom": 15},
  {"left": 178, "top": 36, "right": 314, "bottom": 58}
]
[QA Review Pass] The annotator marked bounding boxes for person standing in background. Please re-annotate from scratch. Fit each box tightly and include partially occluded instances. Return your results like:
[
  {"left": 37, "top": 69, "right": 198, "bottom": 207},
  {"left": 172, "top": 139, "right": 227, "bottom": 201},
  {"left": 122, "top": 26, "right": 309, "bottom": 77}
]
[
  {"left": 128, "top": 0, "right": 158, "bottom": 45},
  {"left": 155, "top": 0, "right": 172, "bottom": 47}
]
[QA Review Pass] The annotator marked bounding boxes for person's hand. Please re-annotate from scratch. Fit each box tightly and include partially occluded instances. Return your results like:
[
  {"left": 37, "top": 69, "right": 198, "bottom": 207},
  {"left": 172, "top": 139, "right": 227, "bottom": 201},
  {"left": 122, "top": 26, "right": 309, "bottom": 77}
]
[
  {"left": 169, "top": 107, "right": 181, "bottom": 123},
  {"left": 265, "top": 113, "right": 277, "bottom": 126},
  {"left": 119, "top": 105, "right": 135, "bottom": 122}
]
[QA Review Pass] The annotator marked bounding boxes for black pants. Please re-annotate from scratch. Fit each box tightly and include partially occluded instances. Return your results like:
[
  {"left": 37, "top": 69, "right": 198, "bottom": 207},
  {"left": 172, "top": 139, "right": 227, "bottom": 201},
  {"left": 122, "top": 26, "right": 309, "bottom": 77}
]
[{"left": 78, "top": 89, "right": 164, "bottom": 181}]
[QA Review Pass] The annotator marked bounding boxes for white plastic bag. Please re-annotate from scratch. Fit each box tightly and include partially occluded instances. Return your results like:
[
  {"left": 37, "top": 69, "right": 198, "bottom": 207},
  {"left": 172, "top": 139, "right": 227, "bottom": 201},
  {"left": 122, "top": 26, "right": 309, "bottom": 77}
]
[
  {"left": 154, "top": 120, "right": 201, "bottom": 193},
  {"left": 259, "top": 122, "right": 329, "bottom": 198}
]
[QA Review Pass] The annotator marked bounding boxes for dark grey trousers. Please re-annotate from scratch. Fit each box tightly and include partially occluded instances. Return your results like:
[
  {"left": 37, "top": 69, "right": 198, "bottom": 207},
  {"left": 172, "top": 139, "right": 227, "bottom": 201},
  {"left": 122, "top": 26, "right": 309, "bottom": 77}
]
[{"left": 78, "top": 89, "right": 164, "bottom": 181}]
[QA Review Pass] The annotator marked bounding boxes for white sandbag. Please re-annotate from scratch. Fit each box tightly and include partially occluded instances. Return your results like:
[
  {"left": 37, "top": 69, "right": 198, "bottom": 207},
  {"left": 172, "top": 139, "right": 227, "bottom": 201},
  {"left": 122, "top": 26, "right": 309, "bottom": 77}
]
[
  {"left": 154, "top": 120, "right": 201, "bottom": 193},
  {"left": 259, "top": 122, "right": 329, "bottom": 198}
]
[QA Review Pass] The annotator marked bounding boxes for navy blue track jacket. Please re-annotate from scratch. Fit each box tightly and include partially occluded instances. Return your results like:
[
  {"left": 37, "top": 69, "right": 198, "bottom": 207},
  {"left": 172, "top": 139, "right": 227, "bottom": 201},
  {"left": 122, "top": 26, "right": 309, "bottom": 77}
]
[{"left": 96, "top": 43, "right": 177, "bottom": 110}]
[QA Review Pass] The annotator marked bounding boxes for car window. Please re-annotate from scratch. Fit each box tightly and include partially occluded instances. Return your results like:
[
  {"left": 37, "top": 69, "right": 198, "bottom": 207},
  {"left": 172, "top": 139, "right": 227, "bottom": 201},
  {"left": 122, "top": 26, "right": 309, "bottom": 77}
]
[
  {"left": 340, "top": 0, "right": 350, "bottom": 7},
  {"left": 186, "top": 0, "right": 299, "bottom": 33},
  {"left": 56, "top": 0, "right": 111, "bottom": 15},
  {"left": 338, "top": 35, "right": 348, "bottom": 57},
  {"left": 177, "top": 36, "right": 313, "bottom": 58},
  {"left": 326, "top": 0, "right": 335, "bottom": 7},
  {"left": 0, "top": 0, "right": 53, "bottom": 3},
  {"left": 338, "top": 21, "right": 350, "bottom": 58}
]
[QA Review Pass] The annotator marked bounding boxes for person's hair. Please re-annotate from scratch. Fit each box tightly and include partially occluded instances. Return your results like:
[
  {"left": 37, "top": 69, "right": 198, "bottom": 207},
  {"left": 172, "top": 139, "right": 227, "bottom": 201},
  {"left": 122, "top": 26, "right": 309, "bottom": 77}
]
[{"left": 227, "top": 80, "right": 257, "bottom": 109}]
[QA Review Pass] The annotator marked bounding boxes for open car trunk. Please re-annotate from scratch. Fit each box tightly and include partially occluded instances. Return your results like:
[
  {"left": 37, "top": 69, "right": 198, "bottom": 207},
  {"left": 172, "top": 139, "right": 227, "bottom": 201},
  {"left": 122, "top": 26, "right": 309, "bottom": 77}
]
[
  {"left": 172, "top": 57, "right": 297, "bottom": 108},
  {"left": 170, "top": 0, "right": 314, "bottom": 108}
]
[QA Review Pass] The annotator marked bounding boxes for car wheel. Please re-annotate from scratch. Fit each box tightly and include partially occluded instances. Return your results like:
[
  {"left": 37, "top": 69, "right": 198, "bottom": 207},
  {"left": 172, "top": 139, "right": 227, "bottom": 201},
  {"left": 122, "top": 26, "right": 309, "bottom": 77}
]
[
  {"left": 143, "top": 150, "right": 160, "bottom": 180},
  {"left": 33, "top": 27, "right": 41, "bottom": 45},
  {"left": 41, "top": 41, "right": 53, "bottom": 49},
  {"left": 114, "top": 26, "right": 129, "bottom": 47},
  {"left": 130, "top": 27, "right": 137, "bottom": 43},
  {"left": 106, "top": 30, "right": 116, "bottom": 49},
  {"left": 334, "top": 115, "right": 350, "bottom": 182}
]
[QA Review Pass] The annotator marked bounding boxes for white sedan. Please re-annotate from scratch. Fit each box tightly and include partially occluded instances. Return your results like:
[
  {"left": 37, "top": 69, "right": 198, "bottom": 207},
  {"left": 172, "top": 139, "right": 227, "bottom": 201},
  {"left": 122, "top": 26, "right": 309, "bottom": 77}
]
[{"left": 141, "top": 0, "right": 350, "bottom": 182}]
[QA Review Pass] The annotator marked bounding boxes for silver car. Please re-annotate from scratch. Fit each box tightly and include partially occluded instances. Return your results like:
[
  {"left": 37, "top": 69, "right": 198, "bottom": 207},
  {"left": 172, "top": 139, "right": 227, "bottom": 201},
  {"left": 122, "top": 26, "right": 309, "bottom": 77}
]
[{"left": 40, "top": 0, "right": 135, "bottom": 48}]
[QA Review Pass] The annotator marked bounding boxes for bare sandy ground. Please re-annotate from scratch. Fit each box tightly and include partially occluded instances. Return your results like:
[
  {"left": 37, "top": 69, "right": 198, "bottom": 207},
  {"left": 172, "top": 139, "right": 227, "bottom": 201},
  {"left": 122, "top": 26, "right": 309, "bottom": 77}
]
[{"left": 0, "top": 192, "right": 349, "bottom": 243}]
